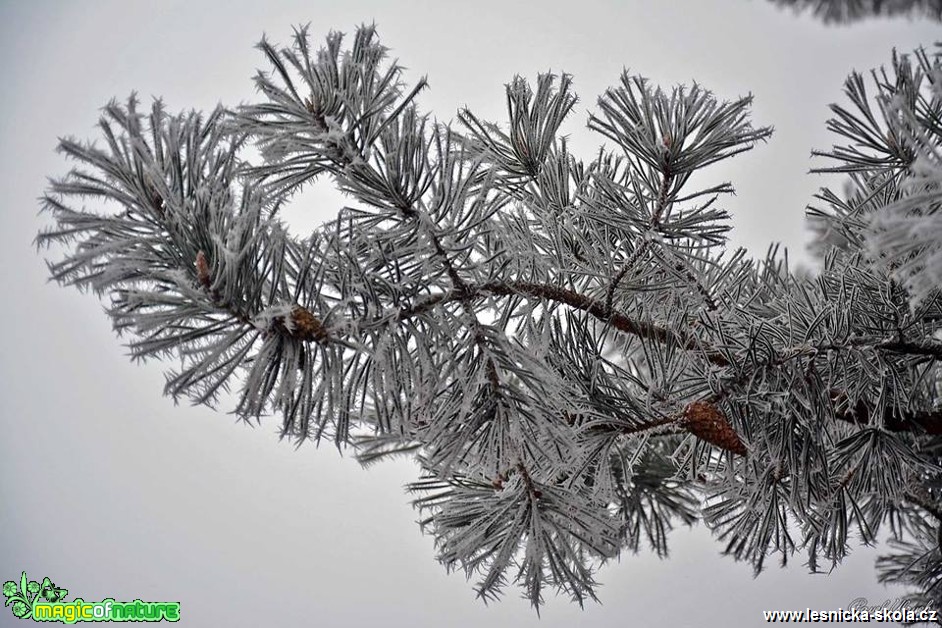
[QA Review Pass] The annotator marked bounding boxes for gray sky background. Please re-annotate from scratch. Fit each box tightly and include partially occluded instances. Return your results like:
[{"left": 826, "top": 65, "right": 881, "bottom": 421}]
[{"left": 1, "top": 1, "right": 939, "bottom": 626}]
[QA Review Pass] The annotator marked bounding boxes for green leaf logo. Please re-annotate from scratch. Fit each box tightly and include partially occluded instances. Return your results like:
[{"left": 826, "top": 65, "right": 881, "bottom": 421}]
[{"left": 3, "top": 571, "right": 70, "bottom": 621}]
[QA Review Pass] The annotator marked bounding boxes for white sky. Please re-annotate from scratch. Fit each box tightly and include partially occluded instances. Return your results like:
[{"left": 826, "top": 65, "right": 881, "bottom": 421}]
[{"left": 1, "top": 1, "right": 939, "bottom": 626}]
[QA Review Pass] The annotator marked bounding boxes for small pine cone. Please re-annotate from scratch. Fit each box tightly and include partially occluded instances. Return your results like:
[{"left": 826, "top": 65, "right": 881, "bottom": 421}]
[
  {"left": 195, "top": 250, "right": 212, "bottom": 290},
  {"left": 682, "top": 400, "right": 747, "bottom": 456},
  {"left": 290, "top": 307, "right": 329, "bottom": 344}
]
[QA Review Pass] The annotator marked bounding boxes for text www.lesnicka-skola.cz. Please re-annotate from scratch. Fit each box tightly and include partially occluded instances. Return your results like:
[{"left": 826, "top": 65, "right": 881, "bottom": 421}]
[{"left": 763, "top": 607, "right": 938, "bottom": 623}]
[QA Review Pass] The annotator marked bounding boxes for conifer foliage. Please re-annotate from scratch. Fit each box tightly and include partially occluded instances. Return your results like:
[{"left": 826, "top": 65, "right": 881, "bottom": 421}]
[
  {"left": 769, "top": 0, "right": 942, "bottom": 22},
  {"left": 36, "top": 25, "right": 942, "bottom": 611}
]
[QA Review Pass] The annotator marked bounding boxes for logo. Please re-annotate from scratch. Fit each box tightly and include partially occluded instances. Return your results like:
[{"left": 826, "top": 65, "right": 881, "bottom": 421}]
[{"left": 3, "top": 571, "right": 180, "bottom": 623}]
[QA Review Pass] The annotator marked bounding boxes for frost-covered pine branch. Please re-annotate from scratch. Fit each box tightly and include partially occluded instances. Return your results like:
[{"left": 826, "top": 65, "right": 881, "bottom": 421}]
[
  {"left": 769, "top": 0, "right": 942, "bottom": 23},
  {"left": 36, "top": 24, "right": 942, "bottom": 613}
]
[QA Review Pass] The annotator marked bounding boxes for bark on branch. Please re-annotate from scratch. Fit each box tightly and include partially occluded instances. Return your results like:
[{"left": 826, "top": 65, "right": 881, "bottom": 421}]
[{"left": 830, "top": 389, "right": 942, "bottom": 435}]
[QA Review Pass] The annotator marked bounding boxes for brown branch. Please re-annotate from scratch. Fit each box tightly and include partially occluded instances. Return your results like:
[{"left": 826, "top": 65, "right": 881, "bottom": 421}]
[
  {"left": 570, "top": 412, "right": 679, "bottom": 436},
  {"left": 293, "top": 273, "right": 942, "bottom": 439},
  {"left": 374, "top": 281, "right": 731, "bottom": 366},
  {"left": 830, "top": 389, "right": 942, "bottom": 435},
  {"left": 422, "top": 226, "right": 503, "bottom": 390},
  {"left": 904, "top": 487, "right": 942, "bottom": 522},
  {"left": 620, "top": 415, "right": 677, "bottom": 435},
  {"left": 381, "top": 284, "right": 942, "bottom": 376},
  {"left": 873, "top": 338, "right": 942, "bottom": 361},
  {"left": 480, "top": 280, "right": 731, "bottom": 367},
  {"left": 515, "top": 461, "right": 543, "bottom": 500},
  {"left": 393, "top": 291, "right": 467, "bottom": 321},
  {"left": 191, "top": 250, "right": 328, "bottom": 344},
  {"left": 667, "top": 255, "right": 718, "bottom": 312},
  {"left": 604, "top": 170, "right": 674, "bottom": 314}
]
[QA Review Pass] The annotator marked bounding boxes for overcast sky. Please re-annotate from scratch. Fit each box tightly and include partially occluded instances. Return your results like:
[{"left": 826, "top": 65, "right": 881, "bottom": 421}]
[{"left": 1, "top": 1, "right": 940, "bottom": 626}]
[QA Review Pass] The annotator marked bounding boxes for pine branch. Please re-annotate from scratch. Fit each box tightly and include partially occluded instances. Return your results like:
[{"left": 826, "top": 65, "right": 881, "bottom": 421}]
[
  {"left": 35, "top": 26, "right": 942, "bottom": 611},
  {"left": 479, "top": 281, "right": 731, "bottom": 365},
  {"left": 875, "top": 338, "right": 942, "bottom": 361},
  {"left": 904, "top": 487, "right": 942, "bottom": 522},
  {"left": 604, "top": 169, "right": 674, "bottom": 314},
  {"left": 831, "top": 389, "right": 942, "bottom": 435}
]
